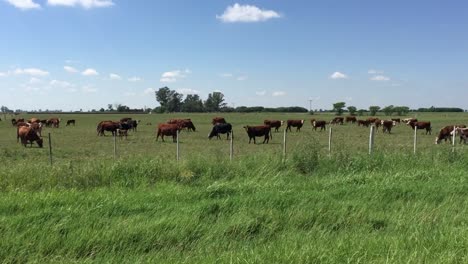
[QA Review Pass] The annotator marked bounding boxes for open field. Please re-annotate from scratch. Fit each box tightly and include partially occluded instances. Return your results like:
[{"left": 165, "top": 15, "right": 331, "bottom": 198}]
[{"left": 1, "top": 112, "right": 468, "bottom": 263}]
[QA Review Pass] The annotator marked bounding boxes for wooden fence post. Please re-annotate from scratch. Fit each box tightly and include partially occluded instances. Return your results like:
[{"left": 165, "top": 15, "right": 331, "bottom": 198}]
[
  {"left": 229, "top": 130, "right": 234, "bottom": 161},
  {"left": 452, "top": 127, "right": 456, "bottom": 153},
  {"left": 328, "top": 127, "right": 333, "bottom": 154},
  {"left": 113, "top": 132, "right": 117, "bottom": 160},
  {"left": 413, "top": 126, "right": 418, "bottom": 155},
  {"left": 283, "top": 128, "right": 287, "bottom": 160},
  {"left": 48, "top": 133, "right": 53, "bottom": 166},
  {"left": 369, "top": 125, "right": 375, "bottom": 155},
  {"left": 176, "top": 130, "right": 180, "bottom": 161}
]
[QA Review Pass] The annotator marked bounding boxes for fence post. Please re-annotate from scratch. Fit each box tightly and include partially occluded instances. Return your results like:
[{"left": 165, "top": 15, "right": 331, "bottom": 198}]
[
  {"left": 176, "top": 130, "right": 180, "bottom": 161},
  {"left": 452, "top": 127, "right": 456, "bottom": 153},
  {"left": 229, "top": 130, "right": 234, "bottom": 161},
  {"left": 328, "top": 127, "right": 333, "bottom": 154},
  {"left": 413, "top": 126, "right": 418, "bottom": 155},
  {"left": 48, "top": 133, "right": 53, "bottom": 166},
  {"left": 113, "top": 132, "right": 117, "bottom": 160},
  {"left": 369, "top": 125, "right": 375, "bottom": 155},
  {"left": 282, "top": 128, "right": 287, "bottom": 161}
]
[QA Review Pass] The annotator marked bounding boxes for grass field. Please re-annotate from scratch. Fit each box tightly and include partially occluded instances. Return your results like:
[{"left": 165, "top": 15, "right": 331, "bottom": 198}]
[{"left": 1, "top": 112, "right": 468, "bottom": 263}]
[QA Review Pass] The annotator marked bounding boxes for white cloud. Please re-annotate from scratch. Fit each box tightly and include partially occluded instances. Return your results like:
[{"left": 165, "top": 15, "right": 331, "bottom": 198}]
[
  {"left": 143, "top": 88, "right": 155, "bottom": 95},
  {"left": 256, "top": 90, "right": 266, "bottom": 96},
  {"left": 29, "top": 77, "right": 42, "bottom": 84},
  {"left": 368, "top": 69, "right": 384, "bottom": 74},
  {"left": 217, "top": 3, "right": 281, "bottom": 23},
  {"left": 220, "top": 73, "right": 233, "bottom": 78},
  {"left": 14, "top": 68, "right": 49, "bottom": 77},
  {"left": 160, "top": 69, "right": 190, "bottom": 83},
  {"left": 370, "top": 75, "right": 390, "bottom": 81},
  {"left": 67, "top": 88, "right": 78, "bottom": 93},
  {"left": 50, "top": 80, "right": 73, "bottom": 87},
  {"left": 82, "top": 68, "right": 99, "bottom": 76},
  {"left": 47, "top": 0, "right": 114, "bottom": 8},
  {"left": 64, "top": 66, "right": 78, "bottom": 73},
  {"left": 329, "top": 72, "right": 348, "bottom": 79},
  {"left": 82, "top": 85, "right": 97, "bottom": 93},
  {"left": 5, "top": 0, "right": 40, "bottom": 10},
  {"left": 272, "top": 91, "right": 286, "bottom": 97},
  {"left": 237, "top": 76, "right": 248, "bottom": 81},
  {"left": 177, "top": 88, "right": 200, "bottom": 95},
  {"left": 109, "top": 73, "right": 121, "bottom": 80},
  {"left": 128, "top": 76, "right": 142, "bottom": 82},
  {"left": 0, "top": 72, "right": 6, "bottom": 77}
]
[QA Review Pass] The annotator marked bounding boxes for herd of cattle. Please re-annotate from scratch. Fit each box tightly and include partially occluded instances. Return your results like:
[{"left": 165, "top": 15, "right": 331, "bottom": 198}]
[{"left": 4, "top": 115, "right": 468, "bottom": 148}]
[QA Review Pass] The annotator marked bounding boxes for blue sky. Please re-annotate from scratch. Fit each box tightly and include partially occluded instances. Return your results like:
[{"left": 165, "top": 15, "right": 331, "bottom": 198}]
[{"left": 1, "top": 0, "right": 468, "bottom": 111}]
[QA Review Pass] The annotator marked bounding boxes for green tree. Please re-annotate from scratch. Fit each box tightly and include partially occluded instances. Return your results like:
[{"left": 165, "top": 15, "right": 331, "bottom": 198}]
[
  {"left": 204, "top": 92, "right": 226, "bottom": 112},
  {"left": 382, "top": 105, "right": 394, "bottom": 116},
  {"left": 357, "top": 109, "right": 366, "bottom": 116},
  {"left": 333, "top": 102, "right": 346, "bottom": 115},
  {"left": 394, "top": 106, "right": 410, "bottom": 116},
  {"left": 107, "top": 104, "right": 114, "bottom": 111},
  {"left": 155, "top": 87, "right": 183, "bottom": 112},
  {"left": 181, "top": 94, "right": 204, "bottom": 112},
  {"left": 369, "top": 106, "right": 381, "bottom": 116},
  {"left": 347, "top": 106, "right": 357, "bottom": 116}
]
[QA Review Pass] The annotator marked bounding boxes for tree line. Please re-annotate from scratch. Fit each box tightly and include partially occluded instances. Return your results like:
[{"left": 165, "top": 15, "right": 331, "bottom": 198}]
[{"left": 331, "top": 102, "right": 465, "bottom": 116}]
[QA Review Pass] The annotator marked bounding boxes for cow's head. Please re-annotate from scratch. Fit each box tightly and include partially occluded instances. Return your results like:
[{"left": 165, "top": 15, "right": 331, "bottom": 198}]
[
  {"left": 243, "top": 126, "right": 250, "bottom": 132},
  {"left": 301, "top": 120, "right": 304, "bottom": 124},
  {"left": 392, "top": 121, "right": 397, "bottom": 126},
  {"left": 313, "top": 121, "right": 316, "bottom": 126},
  {"left": 280, "top": 120, "right": 284, "bottom": 125}
]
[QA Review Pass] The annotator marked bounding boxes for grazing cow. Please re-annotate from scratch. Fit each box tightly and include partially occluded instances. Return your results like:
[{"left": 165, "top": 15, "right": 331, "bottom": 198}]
[
  {"left": 243, "top": 125, "right": 271, "bottom": 144},
  {"left": 453, "top": 128, "right": 468, "bottom": 144},
  {"left": 345, "top": 116, "right": 357, "bottom": 124},
  {"left": 312, "top": 120, "right": 327, "bottom": 131},
  {"left": 40, "top": 119, "right": 48, "bottom": 125},
  {"left": 403, "top": 118, "right": 418, "bottom": 123},
  {"left": 212, "top": 117, "right": 226, "bottom": 125},
  {"left": 27, "top": 118, "right": 39, "bottom": 123},
  {"left": 391, "top": 118, "right": 401, "bottom": 124},
  {"left": 48, "top": 118, "right": 60, "bottom": 128},
  {"left": 17, "top": 118, "right": 25, "bottom": 123},
  {"left": 209, "top": 123, "right": 233, "bottom": 140},
  {"left": 436, "top": 125, "right": 467, "bottom": 144},
  {"left": 11, "top": 119, "right": 17, "bottom": 126},
  {"left": 117, "top": 129, "right": 128, "bottom": 140},
  {"left": 366, "top": 117, "right": 378, "bottom": 123},
  {"left": 264, "top": 120, "right": 283, "bottom": 132},
  {"left": 381, "top": 120, "right": 396, "bottom": 134},
  {"left": 156, "top": 123, "right": 181, "bottom": 142},
  {"left": 66, "top": 119, "right": 76, "bottom": 126},
  {"left": 16, "top": 122, "right": 31, "bottom": 142},
  {"left": 97, "top": 121, "right": 120, "bottom": 136},
  {"left": 17, "top": 126, "right": 43, "bottom": 148},
  {"left": 408, "top": 121, "right": 432, "bottom": 135},
  {"left": 330, "top": 117, "right": 344, "bottom": 125},
  {"left": 374, "top": 119, "right": 382, "bottom": 131},
  {"left": 120, "top": 117, "right": 133, "bottom": 123},
  {"left": 357, "top": 120, "right": 371, "bottom": 127},
  {"left": 286, "top": 120, "right": 304, "bottom": 132},
  {"left": 168, "top": 119, "right": 195, "bottom": 132},
  {"left": 129, "top": 120, "right": 139, "bottom": 132},
  {"left": 30, "top": 122, "right": 43, "bottom": 137}
]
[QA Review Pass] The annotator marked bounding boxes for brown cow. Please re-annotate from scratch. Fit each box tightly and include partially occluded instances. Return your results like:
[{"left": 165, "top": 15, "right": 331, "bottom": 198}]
[
  {"left": 17, "top": 118, "right": 25, "bottom": 123},
  {"left": 212, "top": 117, "right": 226, "bottom": 125},
  {"left": 391, "top": 118, "right": 401, "bottom": 124},
  {"left": 168, "top": 119, "right": 196, "bottom": 132},
  {"left": 312, "top": 120, "right": 327, "bottom": 131},
  {"left": 381, "top": 120, "right": 396, "bottom": 134},
  {"left": 286, "top": 120, "right": 304, "bottom": 132},
  {"left": 374, "top": 119, "right": 381, "bottom": 131},
  {"left": 330, "top": 117, "right": 344, "bottom": 125},
  {"left": 17, "top": 126, "right": 43, "bottom": 148},
  {"left": 244, "top": 125, "right": 271, "bottom": 144},
  {"left": 345, "top": 116, "right": 357, "bottom": 123},
  {"left": 435, "top": 125, "right": 467, "bottom": 144},
  {"left": 27, "top": 118, "right": 39, "bottom": 123},
  {"left": 408, "top": 121, "right": 432, "bottom": 135},
  {"left": 48, "top": 118, "right": 60, "bottom": 128},
  {"left": 264, "top": 120, "right": 283, "bottom": 132},
  {"left": 156, "top": 123, "right": 181, "bottom": 142},
  {"left": 97, "top": 121, "right": 120, "bottom": 136},
  {"left": 454, "top": 127, "right": 468, "bottom": 144},
  {"left": 357, "top": 120, "right": 371, "bottom": 127},
  {"left": 403, "top": 118, "right": 418, "bottom": 124},
  {"left": 367, "top": 117, "right": 378, "bottom": 123}
]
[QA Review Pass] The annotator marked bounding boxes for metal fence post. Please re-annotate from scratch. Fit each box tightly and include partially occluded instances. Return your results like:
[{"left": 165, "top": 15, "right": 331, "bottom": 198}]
[{"left": 413, "top": 126, "right": 418, "bottom": 155}]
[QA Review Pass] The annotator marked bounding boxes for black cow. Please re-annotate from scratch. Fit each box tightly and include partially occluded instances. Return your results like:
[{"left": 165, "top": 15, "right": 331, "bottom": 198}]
[{"left": 208, "top": 123, "right": 233, "bottom": 140}]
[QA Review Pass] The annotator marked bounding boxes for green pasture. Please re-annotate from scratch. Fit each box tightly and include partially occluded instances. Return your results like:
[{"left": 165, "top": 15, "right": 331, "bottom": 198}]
[{"left": 0, "top": 112, "right": 468, "bottom": 263}]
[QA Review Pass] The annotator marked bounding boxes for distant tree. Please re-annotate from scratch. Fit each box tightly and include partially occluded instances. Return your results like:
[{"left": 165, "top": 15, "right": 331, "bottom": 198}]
[
  {"left": 369, "top": 106, "right": 381, "bottom": 116},
  {"left": 393, "top": 106, "right": 410, "bottom": 116},
  {"left": 333, "top": 102, "right": 346, "bottom": 115},
  {"left": 155, "top": 87, "right": 183, "bottom": 112},
  {"left": 181, "top": 94, "right": 204, "bottom": 112},
  {"left": 99, "top": 108, "right": 105, "bottom": 112},
  {"left": 107, "top": 104, "right": 114, "bottom": 111},
  {"left": 347, "top": 106, "right": 357, "bottom": 116},
  {"left": 116, "top": 104, "right": 130, "bottom": 112},
  {"left": 357, "top": 109, "right": 366, "bottom": 116},
  {"left": 204, "top": 92, "right": 226, "bottom": 112},
  {"left": 382, "top": 105, "right": 394, "bottom": 116}
]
